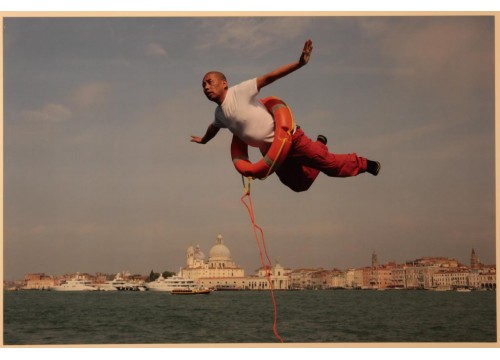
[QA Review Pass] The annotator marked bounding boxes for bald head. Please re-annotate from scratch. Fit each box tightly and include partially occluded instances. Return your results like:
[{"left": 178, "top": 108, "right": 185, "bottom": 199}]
[{"left": 204, "top": 71, "right": 227, "bottom": 83}]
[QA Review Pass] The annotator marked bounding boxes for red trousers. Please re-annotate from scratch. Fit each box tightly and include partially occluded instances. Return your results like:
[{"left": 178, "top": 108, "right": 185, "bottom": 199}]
[{"left": 275, "top": 128, "right": 367, "bottom": 192}]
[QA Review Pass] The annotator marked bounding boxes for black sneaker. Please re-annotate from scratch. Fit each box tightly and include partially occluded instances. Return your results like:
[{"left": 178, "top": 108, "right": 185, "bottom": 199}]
[
  {"left": 367, "top": 160, "right": 381, "bottom": 176},
  {"left": 317, "top": 135, "right": 328, "bottom": 145}
]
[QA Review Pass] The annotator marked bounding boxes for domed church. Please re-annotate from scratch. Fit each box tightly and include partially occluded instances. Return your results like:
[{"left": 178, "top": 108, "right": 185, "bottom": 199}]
[{"left": 180, "top": 235, "right": 245, "bottom": 282}]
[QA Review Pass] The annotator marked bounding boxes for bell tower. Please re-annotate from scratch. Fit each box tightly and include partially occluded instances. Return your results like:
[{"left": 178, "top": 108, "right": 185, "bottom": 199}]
[
  {"left": 371, "top": 251, "right": 378, "bottom": 269},
  {"left": 470, "top": 248, "right": 479, "bottom": 270}
]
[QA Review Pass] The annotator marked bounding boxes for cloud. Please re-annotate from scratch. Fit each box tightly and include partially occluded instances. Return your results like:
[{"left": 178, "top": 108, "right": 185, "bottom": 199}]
[
  {"left": 20, "top": 103, "right": 72, "bottom": 123},
  {"left": 357, "top": 18, "right": 493, "bottom": 83},
  {"left": 71, "top": 82, "right": 112, "bottom": 108},
  {"left": 146, "top": 42, "right": 168, "bottom": 57},
  {"left": 197, "top": 17, "right": 313, "bottom": 52}
]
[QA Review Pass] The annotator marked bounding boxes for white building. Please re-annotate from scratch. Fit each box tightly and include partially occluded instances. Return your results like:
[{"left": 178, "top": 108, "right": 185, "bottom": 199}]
[
  {"left": 179, "top": 234, "right": 290, "bottom": 290},
  {"left": 179, "top": 235, "right": 245, "bottom": 282},
  {"left": 432, "top": 268, "right": 470, "bottom": 289}
]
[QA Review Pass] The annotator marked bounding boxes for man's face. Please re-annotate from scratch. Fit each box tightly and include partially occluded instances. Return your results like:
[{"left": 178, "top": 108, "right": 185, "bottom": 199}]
[{"left": 202, "top": 73, "right": 227, "bottom": 104}]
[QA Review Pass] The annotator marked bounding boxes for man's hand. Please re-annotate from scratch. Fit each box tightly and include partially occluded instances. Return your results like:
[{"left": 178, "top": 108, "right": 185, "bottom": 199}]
[
  {"left": 256, "top": 39, "right": 314, "bottom": 90},
  {"left": 190, "top": 124, "right": 220, "bottom": 144},
  {"left": 190, "top": 135, "right": 205, "bottom": 144},
  {"left": 299, "top": 39, "right": 313, "bottom": 66}
]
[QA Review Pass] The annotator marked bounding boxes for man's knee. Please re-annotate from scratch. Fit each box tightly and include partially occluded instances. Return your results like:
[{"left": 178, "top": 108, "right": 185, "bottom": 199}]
[{"left": 283, "top": 180, "right": 313, "bottom": 192}]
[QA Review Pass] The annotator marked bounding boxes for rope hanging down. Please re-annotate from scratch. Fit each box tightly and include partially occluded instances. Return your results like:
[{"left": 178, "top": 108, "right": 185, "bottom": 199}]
[{"left": 240, "top": 176, "right": 284, "bottom": 343}]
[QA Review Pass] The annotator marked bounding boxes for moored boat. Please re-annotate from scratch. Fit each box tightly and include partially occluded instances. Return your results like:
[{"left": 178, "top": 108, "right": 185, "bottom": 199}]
[
  {"left": 171, "top": 287, "right": 211, "bottom": 295},
  {"left": 51, "top": 275, "right": 98, "bottom": 291},
  {"left": 145, "top": 274, "right": 197, "bottom": 292},
  {"left": 106, "top": 273, "right": 147, "bottom": 291},
  {"left": 214, "top": 284, "right": 243, "bottom": 291}
]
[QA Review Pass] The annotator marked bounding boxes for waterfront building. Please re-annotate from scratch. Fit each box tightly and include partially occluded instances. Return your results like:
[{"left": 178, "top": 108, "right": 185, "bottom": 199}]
[
  {"left": 257, "top": 261, "right": 291, "bottom": 290},
  {"left": 309, "top": 269, "right": 333, "bottom": 289},
  {"left": 23, "top": 273, "right": 55, "bottom": 290},
  {"left": 330, "top": 272, "right": 347, "bottom": 289},
  {"left": 180, "top": 234, "right": 289, "bottom": 290},
  {"left": 361, "top": 267, "right": 374, "bottom": 289},
  {"left": 354, "top": 267, "right": 370, "bottom": 289},
  {"left": 328, "top": 269, "right": 346, "bottom": 288},
  {"left": 344, "top": 268, "right": 356, "bottom": 288},
  {"left": 371, "top": 264, "right": 395, "bottom": 289},
  {"left": 403, "top": 260, "right": 453, "bottom": 289},
  {"left": 290, "top": 268, "right": 325, "bottom": 289},
  {"left": 390, "top": 265, "right": 407, "bottom": 289},
  {"left": 432, "top": 267, "right": 470, "bottom": 289},
  {"left": 469, "top": 266, "right": 496, "bottom": 290},
  {"left": 180, "top": 235, "right": 246, "bottom": 281}
]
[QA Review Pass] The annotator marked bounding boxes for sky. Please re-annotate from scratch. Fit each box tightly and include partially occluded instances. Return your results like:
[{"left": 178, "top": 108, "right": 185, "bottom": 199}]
[{"left": 2, "top": 15, "right": 496, "bottom": 281}]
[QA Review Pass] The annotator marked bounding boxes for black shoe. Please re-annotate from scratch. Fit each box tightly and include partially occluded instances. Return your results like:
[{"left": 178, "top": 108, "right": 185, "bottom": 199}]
[
  {"left": 367, "top": 160, "right": 381, "bottom": 176},
  {"left": 317, "top": 135, "right": 327, "bottom": 145}
]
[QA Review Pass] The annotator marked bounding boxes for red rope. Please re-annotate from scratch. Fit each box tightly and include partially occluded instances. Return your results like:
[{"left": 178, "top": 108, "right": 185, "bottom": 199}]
[{"left": 240, "top": 178, "right": 284, "bottom": 343}]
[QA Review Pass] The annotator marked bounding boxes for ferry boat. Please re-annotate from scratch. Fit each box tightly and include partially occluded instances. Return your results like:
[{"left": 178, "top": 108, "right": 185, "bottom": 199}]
[
  {"left": 51, "top": 276, "right": 98, "bottom": 291},
  {"left": 145, "top": 274, "right": 197, "bottom": 292},
  {"left": 171, "top": 287, "right": 212, "bottom": 295}
]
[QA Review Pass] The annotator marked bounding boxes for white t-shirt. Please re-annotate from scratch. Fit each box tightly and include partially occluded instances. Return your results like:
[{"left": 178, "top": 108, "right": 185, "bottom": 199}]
[{"left": 212, "top": 78, "right": 274, "bottom": 149}]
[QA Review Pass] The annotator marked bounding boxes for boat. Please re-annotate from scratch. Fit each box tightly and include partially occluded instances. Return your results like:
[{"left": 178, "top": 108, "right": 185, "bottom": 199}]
[
  {"left": 105, "top": 273, "right": 147, "bottom": 291},
  {"left": 430, "top": 285, "right": 452, "bottom": 291},
  {"left": 171, "top": 287, "right": 212, "bottom": 295},
  {"left": 456, "top": 287, "right": 472, "bottom": 292},
  {"left": 214, "top": 284, "right": 243, "bottom": 291},
  {"left": 145, "top": 274, "right": 197, "bottom": 292},
  {"left": 97, "top": 281, "right": 119, "bottom": 291},
  {"left": 90, "top": 272, "right": 147, "bottom": 291},
  {"left": 111, "top": 279, "right": 147, "bottom": 291},
  {"left": 51, "top": 275, "right": 98, "bottom": 291}
]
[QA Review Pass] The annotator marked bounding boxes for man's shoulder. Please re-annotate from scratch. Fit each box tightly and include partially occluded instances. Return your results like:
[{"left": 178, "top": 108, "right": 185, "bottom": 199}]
[{"left": 231, "top": 78, "right": 258, "bottom": 95}]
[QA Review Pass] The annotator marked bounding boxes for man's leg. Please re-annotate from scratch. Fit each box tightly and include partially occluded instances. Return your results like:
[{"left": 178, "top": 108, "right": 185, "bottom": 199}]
[
  {"left": 274, "top": 128, "right": 378, "bottom": 192},
  {"left": 290, "top": 128, "right": 370, "bottom": 177}
]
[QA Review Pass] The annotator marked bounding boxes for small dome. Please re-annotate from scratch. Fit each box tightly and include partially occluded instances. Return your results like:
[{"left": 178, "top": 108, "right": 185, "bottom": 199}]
[
  {"left": 208, "top": 235, "right": 231, "bottom": 260},
  {"left": 192, "top": 245, "right": 205, "bottom": 261}
]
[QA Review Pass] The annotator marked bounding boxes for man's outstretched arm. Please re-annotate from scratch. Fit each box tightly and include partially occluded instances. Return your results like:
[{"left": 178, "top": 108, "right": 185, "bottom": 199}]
[
  {"left": 256, "top": 39, "right": 313, "bottom": 91},
  {"left": 191, "top": 123, "right": 220, "bottom": 144}
]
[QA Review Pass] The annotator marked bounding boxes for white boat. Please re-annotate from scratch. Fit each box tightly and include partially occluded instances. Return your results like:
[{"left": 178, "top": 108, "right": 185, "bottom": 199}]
[
  {"left": 430, "top": 285, "right": 452, "bottom": 292},
  {"left": 99, "top": 273, "right": 147, "bottom": 291},
  {"left": 97, "top": 280, "right": 119, "bottom": 291},
  {"left": 145, "top": 274, "right": 197, "bottom": 292},
  {"left": 51, "top": 275, "right": 98, "bottom": 291},
  {"left": 171, "top": 286, "right": 211, "bottom": 295},
  {"left": 112, "top": 279, "right": 147, "bottom": 291}
]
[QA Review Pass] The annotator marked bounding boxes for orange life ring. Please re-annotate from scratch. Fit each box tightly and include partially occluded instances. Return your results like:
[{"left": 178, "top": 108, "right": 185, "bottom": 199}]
[{"left": 230, "top": 97, "right": 295, "bottom": 179}]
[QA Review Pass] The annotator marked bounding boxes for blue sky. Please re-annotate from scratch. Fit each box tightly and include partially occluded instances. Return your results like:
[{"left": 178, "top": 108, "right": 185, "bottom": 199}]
[{"left": 3, "top": 16, "right": 495, "bottom": 280}]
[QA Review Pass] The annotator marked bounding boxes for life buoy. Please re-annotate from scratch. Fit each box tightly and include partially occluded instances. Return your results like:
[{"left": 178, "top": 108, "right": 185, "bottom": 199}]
[{"left": 230, "top": 97, "right": 295, "bottom": 179}]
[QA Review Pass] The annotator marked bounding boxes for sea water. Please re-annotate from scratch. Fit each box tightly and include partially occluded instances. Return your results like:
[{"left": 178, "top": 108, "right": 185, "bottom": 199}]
[{"left": 3, "top": 290, "right": 497, "bottom": 345}]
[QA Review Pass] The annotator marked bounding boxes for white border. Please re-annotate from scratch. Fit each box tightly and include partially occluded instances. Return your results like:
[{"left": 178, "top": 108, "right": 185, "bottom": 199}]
[{"left": 0, "top": 1, "right": 499, "bottom": 13}]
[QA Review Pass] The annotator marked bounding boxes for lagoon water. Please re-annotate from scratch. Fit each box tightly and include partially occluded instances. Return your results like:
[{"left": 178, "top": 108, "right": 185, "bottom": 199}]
[{"left": 3, "top": 290, "right": 497, "bottom": 345}]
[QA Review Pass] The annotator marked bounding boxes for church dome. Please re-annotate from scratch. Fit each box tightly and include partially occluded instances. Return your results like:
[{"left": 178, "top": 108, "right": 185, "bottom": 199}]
[
  {"left": 208, "top": 235, "right": 231, "bottom": 260},
  {"left": 193, "top": 245, "right": 205, "bottom": 261}
]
